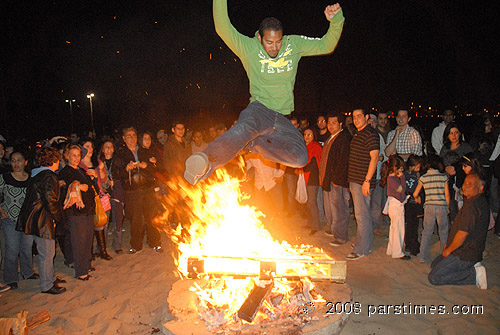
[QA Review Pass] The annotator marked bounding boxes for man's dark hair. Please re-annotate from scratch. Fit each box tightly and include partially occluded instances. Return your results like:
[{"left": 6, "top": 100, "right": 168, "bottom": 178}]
[
  {"left": 326, "top": 112, "right": 345, "bottom": 126},
  {"left": 36, "top": 147, "right": 61, "bottom": 167},
  {"left": 353, "top": 108, "right": 367, "bottom": 116},
  {"left": 259, "top": 17, "right": 283, "bottom": 37},
  {"left": 215, "top": 123, "right": 226, "bottom": 131},
  {"left": 397, "top": 109, "right": 414, "bottom": 119},
  {"left": 171, "top": 121, "right": 185, "bottom": 129}
]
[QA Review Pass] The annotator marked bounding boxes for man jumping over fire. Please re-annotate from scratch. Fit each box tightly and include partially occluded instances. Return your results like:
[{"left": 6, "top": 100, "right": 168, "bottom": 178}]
[{"left": 184, "top": 0, "right": 344, "bottom": 185}]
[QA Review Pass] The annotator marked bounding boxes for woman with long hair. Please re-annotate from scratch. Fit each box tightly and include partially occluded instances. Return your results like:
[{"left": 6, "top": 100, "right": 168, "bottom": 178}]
[
  {"left": 440, "top": 122, "right": 473, "bottom": 221},
  {"left": 99, "top": 140, "right": 126, "bottom": 254},
  {"left": 0, "top": 151, "right": 36, "bottom": 290},
  {"left": 301, "top": 128, "right": 322, "bottom": 235},
  {"left": 80, "top": 139, "right": 112, "bottom": 261}
]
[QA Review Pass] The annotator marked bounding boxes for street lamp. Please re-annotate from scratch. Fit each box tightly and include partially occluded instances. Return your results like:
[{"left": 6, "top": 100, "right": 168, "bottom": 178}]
[
  {"left": 86, "top": 93, "right": 95, "bottom": 133},
  {"left": 65, "top": 99, "right": 76, "bottom": 132}
]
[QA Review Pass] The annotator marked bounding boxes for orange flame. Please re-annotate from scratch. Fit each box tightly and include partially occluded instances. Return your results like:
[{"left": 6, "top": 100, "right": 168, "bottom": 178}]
[{"left": 156, "top": 167, "right": 325, "bottom": 325}]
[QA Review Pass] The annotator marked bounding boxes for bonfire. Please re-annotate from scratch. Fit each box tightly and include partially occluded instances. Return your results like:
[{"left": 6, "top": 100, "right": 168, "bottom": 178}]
[{"left": 156, "top": 167, "right": 345, "bottom": 330}]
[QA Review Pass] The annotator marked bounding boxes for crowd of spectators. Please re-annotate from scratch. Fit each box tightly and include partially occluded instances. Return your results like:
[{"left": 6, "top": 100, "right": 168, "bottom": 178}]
[{"left": 0, "top": 109, "right": 499, "bottom": 294}]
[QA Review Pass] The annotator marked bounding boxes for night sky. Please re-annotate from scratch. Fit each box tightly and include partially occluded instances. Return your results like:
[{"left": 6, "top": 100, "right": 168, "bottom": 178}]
[{"left": 2, "top": 0, "right": 499, "bottom": 141}]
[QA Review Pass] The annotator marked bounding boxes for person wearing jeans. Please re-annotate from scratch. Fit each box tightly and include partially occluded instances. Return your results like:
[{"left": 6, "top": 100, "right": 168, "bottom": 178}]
[
  {"left": 0, "top": 151, "right": 35, "bottom": 290},
  {"left": 419, "top": 205, "right": 449, "bottom": 262},
  {"left": 413, "top": 154, "right": 450, "bottom": 263},
  {"left": 184, "top": 0, "right": 345, "bottom": 185},
  {"left": 428, "top": 174, "right": 489, "bottom": 289},
  {"left": 347, "top": 109, "right": 380, "bottom": 260},
  {"left": 16, "top": 147, "right": 66, "bottom": 294},
  {"left": 1, "top": 219, "right": 34, "bottom": 286},
  {"left": 320, "top": 113, "right": 351, "bottom": 246}
]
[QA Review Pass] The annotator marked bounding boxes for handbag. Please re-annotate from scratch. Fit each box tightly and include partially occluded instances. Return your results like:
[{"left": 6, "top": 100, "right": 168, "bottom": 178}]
[
  {"left": 94, "top": 194, "right": 108, "bottom": 227},
  {"left": 295, "top": 174, "right": 308, "bottom": 204},
  {"left": 100, "top": 193, "right": 111, "bottom": 212}
]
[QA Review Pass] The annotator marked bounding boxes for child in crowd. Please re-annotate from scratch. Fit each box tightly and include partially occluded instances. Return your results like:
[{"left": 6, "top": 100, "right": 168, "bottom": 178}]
[
  {"left": 381, "top": 155, "right": 410, "bottom": 260},
  {"left": 404, "top": 154, "right": 424, "bottom": 256},
  {"left": 413, "top": 154, "right": 450, "bottom": 263}
]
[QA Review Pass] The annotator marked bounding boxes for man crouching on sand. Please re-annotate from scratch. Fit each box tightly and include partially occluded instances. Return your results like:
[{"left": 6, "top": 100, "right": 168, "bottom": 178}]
[{"left": 428, "top": 174, "right": 489, "bottom": 289}]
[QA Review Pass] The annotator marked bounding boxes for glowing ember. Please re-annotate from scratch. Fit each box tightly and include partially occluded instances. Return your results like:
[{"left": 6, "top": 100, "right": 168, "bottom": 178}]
[{"left": 156, "top": 168, "right": 335, "bottom": 327}]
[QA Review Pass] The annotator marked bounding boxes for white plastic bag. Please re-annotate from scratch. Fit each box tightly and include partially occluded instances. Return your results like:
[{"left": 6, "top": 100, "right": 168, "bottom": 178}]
[{"left": 295, "top": 174, "right": 308, "bottom": 204}]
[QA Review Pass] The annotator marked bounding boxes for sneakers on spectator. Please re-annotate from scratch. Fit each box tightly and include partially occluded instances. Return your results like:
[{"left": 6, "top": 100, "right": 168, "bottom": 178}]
[
  {"left": 324, "top": 230, "right": 334, "bottom": 237},
  {"left": 474, "top": 262, "right": 487, "bottom": 290},
  {"left": 0, "top": 284, "right": 10, "bottom": 293},
  {"left": 346, "top": 252, "right": 364, "bottom": 261},
  {"left": 153, "top": 246, "right": 164, "bottom": 254},
  {"left": 128, "top": 248, "right": 143, "bottom": 254},
  {"left": 329, "top": 239, "right": 345, "bottom": 247},
  {"left": 184, "top": 152, "right": 210, "bottom": 185}
]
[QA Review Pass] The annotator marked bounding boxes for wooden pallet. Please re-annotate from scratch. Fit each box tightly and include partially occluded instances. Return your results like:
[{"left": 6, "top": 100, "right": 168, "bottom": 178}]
[{"left": 187, "top": 254, "right": 347, "bottom": 282}]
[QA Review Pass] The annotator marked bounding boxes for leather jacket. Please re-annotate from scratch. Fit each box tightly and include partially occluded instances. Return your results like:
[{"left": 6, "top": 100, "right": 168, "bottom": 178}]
[{"left": 16, "top": 169, "right": 63, "bottom": 240}]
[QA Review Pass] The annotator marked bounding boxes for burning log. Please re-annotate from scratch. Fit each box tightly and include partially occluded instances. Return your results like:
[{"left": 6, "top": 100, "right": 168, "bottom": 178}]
[
  {"left": 187, "top": 255, "right": 347, "bottom": 282},
  {"left": 237, "top": 281, "right": 274, "bottom": 322}
]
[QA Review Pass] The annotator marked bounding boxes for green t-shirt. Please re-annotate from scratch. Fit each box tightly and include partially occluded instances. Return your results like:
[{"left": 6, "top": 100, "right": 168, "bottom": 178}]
[{"left": 213, "top": 0, "right": 345, "bottom": 115}]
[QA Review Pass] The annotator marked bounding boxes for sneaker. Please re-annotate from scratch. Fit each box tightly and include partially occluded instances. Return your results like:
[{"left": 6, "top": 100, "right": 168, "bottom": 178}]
[
  {"left": 184, "top": 152, "right": 210, "bottom": 185},
  {"left": 115, "top": 249, "right": 123, "bottom": 255},
  {"left": 474, "top": 263, "right": 487, "bottom": 290},
  {"left": 324, "top": 230, "right": 334, "bottom": 237},
  {"left": 128, "top": 248, "right": 143, "bottom": 254},
  {"left": 346, "top": 252, "right": 364, "bottom": 261},
  {"left": 329, "top": 239, "right": 345, "bottom": 247},
  {"left": 397, "top": 255, "right": 411, "bottom": 260},
  {"left": 0, "top": 284, "right": 10, "bottom": 293},
  {"left": 153, "top": 246, "right": 164, "bottom": 254}
]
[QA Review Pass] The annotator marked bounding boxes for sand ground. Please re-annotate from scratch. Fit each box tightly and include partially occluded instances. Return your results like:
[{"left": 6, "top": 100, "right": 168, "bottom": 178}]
[{"left": 0, "top": 212, "right": 498, "bottom": 334}]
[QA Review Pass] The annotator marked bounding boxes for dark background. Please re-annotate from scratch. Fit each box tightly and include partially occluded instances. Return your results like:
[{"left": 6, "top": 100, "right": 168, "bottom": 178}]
[{"left": 1, "top": 0, "right": 499, "bottom": 140}]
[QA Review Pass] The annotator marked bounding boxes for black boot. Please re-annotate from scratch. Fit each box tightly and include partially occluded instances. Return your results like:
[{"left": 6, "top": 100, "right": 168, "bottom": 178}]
[{"left": 95, "top": 230, "right": 113, "bottom": 261}]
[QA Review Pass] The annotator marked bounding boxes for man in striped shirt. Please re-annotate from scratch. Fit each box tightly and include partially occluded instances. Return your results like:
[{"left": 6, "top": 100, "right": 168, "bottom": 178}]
[{"left": 346, "top": 109, "right": 380, "bottom": 260}]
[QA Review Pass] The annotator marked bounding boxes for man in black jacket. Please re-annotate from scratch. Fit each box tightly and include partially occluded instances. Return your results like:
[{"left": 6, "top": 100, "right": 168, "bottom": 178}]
[
  {"left": 17, "top": 147, "right": 66, "bottom": 294},
  {"left": 113, "top": 127, "right": 162, "bottom": 254},
  {"left": 319, "top": 113, "right": 351, "bottom": 246}
]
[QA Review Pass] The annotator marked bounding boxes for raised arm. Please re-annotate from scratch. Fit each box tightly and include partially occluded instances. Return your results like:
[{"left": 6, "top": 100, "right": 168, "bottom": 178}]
[
  {"left": 298, "top": 3, "right": 345, "bottom": 57},
  {"left": 213, "top": 0, "right": 252, "bottom": 56}
]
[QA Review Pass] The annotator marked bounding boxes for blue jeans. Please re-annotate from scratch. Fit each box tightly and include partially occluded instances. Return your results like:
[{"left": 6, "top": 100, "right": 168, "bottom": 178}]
[
  {"left": 428, "top": 254, "right": 475, "bottom": 286},
  {"left": 32, "top": 235, "right": 56, "bottom": 291},
  {"left": 370, "top": 182, "right": 388, "bottom": 231},
  {"left": 418, "top": 205, "right": 449, "bottom": 262},
  {"left": 110, "top": 199, "right": 125, "bottom": 251},
  {"left": 204, "top": 101, "right": 308, "bottom": 172},
  {"left": 323, "top": 185, "right": 350, "bottom": 243},
  {"left": 317, "top": 187, "right": 326, "bottom": 223},
  {"left": 350, "top": 182, "right": 373, "bottom": 255},
  {"left": 2, "top": 218, "right": 34, "bottom": 284},
  {"left": 306, "top": 185, "right": 320, "bottom": 230}
]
